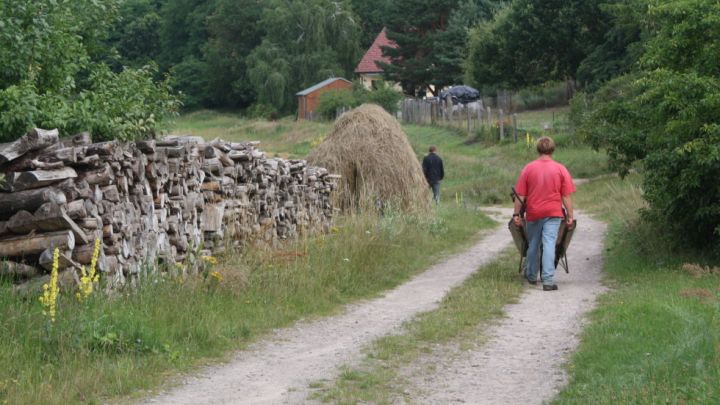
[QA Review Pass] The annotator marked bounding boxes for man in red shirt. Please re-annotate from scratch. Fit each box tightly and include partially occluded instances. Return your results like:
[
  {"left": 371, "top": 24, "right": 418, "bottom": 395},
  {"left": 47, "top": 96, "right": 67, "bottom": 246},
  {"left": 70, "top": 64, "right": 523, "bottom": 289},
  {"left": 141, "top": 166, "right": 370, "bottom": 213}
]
[{"left": 513, "top": 136, "right": 575, "bottom": 291}]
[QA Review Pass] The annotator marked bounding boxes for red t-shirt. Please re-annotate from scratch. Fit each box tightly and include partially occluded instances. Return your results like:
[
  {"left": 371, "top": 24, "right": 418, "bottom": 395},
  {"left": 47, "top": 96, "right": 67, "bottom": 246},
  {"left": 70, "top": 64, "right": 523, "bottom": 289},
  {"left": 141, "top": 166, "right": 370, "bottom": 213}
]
[{"left": 515, "top": 158, "right": 576, "bottom": 222}]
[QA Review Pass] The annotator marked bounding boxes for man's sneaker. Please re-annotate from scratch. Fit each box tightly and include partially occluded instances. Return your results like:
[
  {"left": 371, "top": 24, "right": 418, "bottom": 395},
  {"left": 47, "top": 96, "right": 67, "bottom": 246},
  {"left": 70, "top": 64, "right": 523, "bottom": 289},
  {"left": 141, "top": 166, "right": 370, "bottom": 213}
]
[
  {"left": 543, "top": 284, "right": 558, "bottom": 291},
  {"left": 527, "top": 278, "right": 537, "bottom": 286}
]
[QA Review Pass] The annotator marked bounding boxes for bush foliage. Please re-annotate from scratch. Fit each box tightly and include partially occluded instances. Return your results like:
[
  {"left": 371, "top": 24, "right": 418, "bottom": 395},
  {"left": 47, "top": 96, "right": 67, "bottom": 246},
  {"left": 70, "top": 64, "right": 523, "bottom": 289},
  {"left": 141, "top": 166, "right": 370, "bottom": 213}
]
[
  {"left": 0, "top": 0, "right": 180, "bottom": 141},
  {"left": 317, "top": 84, "right": 403, "bottom": 120},
  {"left": 573, "top": 70, "right": 720, "bottom": 250}
]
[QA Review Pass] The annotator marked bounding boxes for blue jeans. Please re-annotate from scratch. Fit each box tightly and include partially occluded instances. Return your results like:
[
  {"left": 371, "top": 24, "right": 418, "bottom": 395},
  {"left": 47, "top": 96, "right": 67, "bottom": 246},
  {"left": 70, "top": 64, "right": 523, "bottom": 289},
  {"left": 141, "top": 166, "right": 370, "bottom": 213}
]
[
  {"left": 525, "top": 217, "right": 562, "bottom": 285},
  {"left": 430, "top": 182, "right": 440, "bottom": 203}
]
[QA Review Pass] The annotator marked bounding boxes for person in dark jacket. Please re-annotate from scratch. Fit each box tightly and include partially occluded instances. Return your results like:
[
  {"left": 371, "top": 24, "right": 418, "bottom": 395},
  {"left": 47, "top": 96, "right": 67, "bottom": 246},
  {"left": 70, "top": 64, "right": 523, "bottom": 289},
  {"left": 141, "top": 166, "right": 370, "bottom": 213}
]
[{"left": 422, "top": 145, "right": 444, "bottom": 203}]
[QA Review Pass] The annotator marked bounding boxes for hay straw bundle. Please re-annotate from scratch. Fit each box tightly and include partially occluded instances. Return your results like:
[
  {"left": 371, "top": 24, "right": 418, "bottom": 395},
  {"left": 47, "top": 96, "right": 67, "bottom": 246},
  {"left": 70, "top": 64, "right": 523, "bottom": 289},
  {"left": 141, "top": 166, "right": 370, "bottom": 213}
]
[{"left": 307, "top": 104, "right": 429, "bottom": 212}]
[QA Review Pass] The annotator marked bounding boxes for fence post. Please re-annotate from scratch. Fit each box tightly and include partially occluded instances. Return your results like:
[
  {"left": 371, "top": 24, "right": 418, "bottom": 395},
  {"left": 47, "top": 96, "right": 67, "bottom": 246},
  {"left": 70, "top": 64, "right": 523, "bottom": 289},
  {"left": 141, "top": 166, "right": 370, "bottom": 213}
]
[
  {"left": 499, "top": 109, "right": 505, "bottom": 140},
  {"left": 512, "top": 113, "right": 518, "bottom": 142},
  {"left": 487, "top": 106, "right": 492, "bottom": 129},
  {"left": 466, "top": 104, "right": 470, "bottom": 134}
]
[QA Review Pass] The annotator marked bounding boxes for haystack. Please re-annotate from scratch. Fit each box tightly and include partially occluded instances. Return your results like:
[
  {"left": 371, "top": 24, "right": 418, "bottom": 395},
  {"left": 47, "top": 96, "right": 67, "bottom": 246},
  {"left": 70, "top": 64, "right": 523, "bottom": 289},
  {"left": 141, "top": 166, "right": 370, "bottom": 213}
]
[{"left": 307, "top": 104, "right": 429, "bottom": 211}]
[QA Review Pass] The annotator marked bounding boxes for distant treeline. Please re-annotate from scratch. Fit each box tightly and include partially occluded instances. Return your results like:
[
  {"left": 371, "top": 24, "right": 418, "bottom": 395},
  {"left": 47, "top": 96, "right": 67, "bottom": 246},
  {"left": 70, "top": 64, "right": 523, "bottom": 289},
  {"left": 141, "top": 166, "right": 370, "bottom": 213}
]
[{"left": 102, "top": 0, "right": 500, "bottom": 112}]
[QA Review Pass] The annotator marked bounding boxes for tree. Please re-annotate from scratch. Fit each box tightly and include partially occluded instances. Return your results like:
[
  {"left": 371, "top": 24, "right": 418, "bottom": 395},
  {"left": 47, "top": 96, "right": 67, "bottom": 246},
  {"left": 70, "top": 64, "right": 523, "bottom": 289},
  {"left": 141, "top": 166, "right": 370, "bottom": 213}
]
[
  {"left": 204, "top": 0, "right": 267, "bottom": 109},
  {"left": 575, "top": 0, "right": 646, "bottom": 90},
  {"left": 0, "top": 0, "right": 179, "bottom": 141},
  {"left": 351, "top": 0, "right": 392, "bottom": 48},
  {"left": 106, "top": 0, "right": 163, "bottom": 69},
  {"left": 465, "top": 0, "right": 607, "bottom": 90},
  {"left": 573, "top": 0, "right": 720, "bottom": 250},
  {"left": 380, "top": 0, "right": 464, "bottom": 96},
  {"left": 247, "top": 0, "right": 361, "bottom": 112}
]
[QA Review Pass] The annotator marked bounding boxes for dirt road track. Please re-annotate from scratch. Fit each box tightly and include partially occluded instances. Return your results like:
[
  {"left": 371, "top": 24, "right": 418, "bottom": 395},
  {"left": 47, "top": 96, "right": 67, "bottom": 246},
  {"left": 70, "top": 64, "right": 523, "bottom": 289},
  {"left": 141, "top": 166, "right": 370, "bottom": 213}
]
[
  {"left": 397, "top": 210, "right": 607, "bottom": 404},
  {"left": 142, "top": 209, "right": 515, "bottom": 404}
]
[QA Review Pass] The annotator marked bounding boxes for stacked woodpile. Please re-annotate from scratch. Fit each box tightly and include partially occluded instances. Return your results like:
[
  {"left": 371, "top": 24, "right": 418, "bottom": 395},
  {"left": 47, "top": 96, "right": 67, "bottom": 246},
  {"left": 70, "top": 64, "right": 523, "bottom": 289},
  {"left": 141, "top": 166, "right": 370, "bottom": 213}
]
[{"left": 0, "top": 128, "right": 337, "bottom": 289}]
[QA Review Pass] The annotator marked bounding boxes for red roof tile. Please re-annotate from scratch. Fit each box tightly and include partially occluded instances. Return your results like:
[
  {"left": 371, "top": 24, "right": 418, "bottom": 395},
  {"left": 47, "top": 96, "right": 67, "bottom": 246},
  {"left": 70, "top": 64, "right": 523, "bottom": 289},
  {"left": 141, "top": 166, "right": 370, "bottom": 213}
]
[{"left": 354, "top": 29, "right": 398, "bottom": 74}]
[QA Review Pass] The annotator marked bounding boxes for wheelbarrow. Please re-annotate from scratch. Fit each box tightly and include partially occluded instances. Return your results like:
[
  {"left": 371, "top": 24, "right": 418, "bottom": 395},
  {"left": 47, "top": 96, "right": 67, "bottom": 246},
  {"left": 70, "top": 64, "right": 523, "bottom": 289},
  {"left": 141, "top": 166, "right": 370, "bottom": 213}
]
[{"left": 508, "top": 188, "right": 577, "bottom": 279}]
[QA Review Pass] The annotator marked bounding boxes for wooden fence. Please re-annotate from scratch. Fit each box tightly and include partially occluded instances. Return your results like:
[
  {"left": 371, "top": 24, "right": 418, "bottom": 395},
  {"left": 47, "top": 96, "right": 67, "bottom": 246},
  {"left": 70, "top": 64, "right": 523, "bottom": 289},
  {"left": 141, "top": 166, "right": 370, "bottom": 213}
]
[{"left": 400, "top": 98, "right": 521, "bottom": 141}]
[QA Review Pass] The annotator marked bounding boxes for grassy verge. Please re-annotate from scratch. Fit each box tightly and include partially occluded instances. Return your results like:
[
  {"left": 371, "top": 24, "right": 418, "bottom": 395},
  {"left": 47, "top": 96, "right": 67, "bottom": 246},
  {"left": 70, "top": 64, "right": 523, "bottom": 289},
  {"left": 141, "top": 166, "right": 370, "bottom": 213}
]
[
  {"left": 309, "top": 248, "right": 524, "bottom": 404},
  {"left": 554, "top": 174, "right": 720, "bottom": 404},
  {"left": 403, "top": 123, "right": 609, "bottom": 205},
  {"left": 168, "top": 110, "right": 331, "bottom": 158},
  {"left": 0, "top": 205, "right": 493, "bottom": 404}
]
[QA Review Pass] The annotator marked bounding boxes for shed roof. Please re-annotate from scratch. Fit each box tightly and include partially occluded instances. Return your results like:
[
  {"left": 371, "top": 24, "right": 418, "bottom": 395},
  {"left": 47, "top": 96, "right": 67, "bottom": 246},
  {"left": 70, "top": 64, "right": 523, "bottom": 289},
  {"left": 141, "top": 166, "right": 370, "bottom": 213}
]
[
  {"left": 296, "top": 77, "right": 352, "bottom": 96},
  {"left": 354, "top": 29, "right": 398, "bottom": 74}
]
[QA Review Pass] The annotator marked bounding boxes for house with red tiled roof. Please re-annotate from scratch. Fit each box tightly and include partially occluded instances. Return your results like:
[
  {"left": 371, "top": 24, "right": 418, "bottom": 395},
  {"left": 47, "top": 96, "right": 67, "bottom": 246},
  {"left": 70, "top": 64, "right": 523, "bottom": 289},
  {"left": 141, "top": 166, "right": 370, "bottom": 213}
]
[{"left": 354, "top": 29, "right": 399, "bottom": 90}]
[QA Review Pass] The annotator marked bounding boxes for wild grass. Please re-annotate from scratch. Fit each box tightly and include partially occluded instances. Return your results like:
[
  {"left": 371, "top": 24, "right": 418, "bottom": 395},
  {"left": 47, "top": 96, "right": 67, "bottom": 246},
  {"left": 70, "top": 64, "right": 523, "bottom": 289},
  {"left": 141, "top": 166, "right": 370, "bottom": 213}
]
[
  {"left": 554, "top": 173, "right": 720, "bottom": 404},
  {"left": 310, "top": 248, "right": 524, "bottom": 404},
  {"left": 0, "top": 204, "right": 493, "bottom": 404},
  {"left": 404, "top": 123, "right": 610, "bottom": 204},
  {"left": 168, "top": 110, "right": 332, "bottom": 158}
]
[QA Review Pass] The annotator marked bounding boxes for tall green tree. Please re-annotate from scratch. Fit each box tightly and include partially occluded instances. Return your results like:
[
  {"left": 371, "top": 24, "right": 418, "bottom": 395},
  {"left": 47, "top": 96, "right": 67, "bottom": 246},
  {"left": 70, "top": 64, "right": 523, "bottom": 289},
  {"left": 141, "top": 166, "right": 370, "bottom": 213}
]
[
  {"left": 247, "top": 0, "right": 361, "bottom": 113},
  {"left": 204, "top": 0, "right": 267, "bottom": 108},
  {"left": 106, "top": 0, "right": 163, "bottom": 69},
  {"left": 466, "top": 0, "right": 607, "bottom": 90},
  {"left": 156, "top": 0, "right": 217, "bottom": 108},
  {"left": 574, "top": 0, "right": 720, "bottom": 250},
  {"left": 575, "top": 0, "right": 646, "bottom": 90},
  {"left": 380, "top": 0, "right": 497, "bottom": 96},
  {"left": 381, "top": 0, "right": 462, "bottom": 96},
  {"left": 351, "top": 0, "right": 392, "bottom": 48}
]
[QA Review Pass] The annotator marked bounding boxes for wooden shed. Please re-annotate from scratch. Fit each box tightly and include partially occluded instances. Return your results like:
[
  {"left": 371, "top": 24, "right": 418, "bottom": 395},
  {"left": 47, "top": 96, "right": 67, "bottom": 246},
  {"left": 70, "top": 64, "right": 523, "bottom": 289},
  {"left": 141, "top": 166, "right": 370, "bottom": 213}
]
[{"left": 296, "top": 77, "right": 353, "bottom": 120}]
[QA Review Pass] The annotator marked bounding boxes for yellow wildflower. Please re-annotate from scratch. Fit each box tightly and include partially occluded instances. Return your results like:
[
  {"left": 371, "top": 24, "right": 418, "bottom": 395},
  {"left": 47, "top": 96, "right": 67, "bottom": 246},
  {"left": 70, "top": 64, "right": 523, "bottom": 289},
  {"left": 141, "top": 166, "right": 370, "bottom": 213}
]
[
  {"left": 201, "top": 255, "right": 218, "bottom": 265},
  {"left": 39, "top": 247, "right": 60, "bottom": 322},
  {"left": 77, "top": 239, "right": 101, "bottom": 302},
  {"left": 209, "top": 271, "right": 223, "bottom": 282}
]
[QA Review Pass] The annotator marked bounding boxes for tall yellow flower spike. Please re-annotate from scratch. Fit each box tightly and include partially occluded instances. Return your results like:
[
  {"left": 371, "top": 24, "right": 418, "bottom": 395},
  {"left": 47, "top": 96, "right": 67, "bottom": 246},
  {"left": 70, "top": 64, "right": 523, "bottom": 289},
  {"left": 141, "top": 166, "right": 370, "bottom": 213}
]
[
  {"left": 77, "top": 239, "right": 101, "bottom": 302},
  {"left": 39, "top": 247, "right": 60, "bottom": 322}
]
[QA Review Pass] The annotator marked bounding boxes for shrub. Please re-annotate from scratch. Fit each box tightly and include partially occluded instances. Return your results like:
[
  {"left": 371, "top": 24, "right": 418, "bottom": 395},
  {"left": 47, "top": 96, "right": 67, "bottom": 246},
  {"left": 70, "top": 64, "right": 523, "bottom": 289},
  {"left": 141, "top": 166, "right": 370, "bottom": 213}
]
[
  {"left": 316, "top": 89, "right": 363, "bottom": 120},
  {"left": 513, "top": 81, "right": 568, "bottom": 111},
  {"left": 0, "top": 65, "right": 180, "bottom": 142},
  {"left": 572, "top": 70, "right": 720, "bottom": 250},
  {"left": 316, "top": 85, "right": 403, "bottom": 120},
  {"left": 76, "top": 64, "right": 181, "bottom": 141},
  {"left": 246, "top": 103, "right": 279, "bottom": 120},
  {"left": 364, "top": 84, "right": 403, "bottom": 114}
]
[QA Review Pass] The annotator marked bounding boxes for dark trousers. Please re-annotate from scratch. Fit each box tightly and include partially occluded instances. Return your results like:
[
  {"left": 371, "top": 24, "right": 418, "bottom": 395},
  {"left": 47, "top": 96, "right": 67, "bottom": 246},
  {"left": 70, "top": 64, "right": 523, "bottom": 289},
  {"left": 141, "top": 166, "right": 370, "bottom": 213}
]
[{"left": 430, "top": 182, "right": 441, "bottom": 203}]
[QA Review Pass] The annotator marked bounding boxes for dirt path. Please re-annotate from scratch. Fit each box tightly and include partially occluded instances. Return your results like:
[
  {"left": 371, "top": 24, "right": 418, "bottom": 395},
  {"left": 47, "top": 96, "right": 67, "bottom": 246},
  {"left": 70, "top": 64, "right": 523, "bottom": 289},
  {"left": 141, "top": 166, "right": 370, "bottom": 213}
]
[
  {"left": 142, "top": 209, "right": 515, "bottom": 405},
  {"left": 142, "top": 209, "right": 606, "bottom": 404},
  {"left": 396, "top": 210, "right": 607, "bottom": 404}
]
